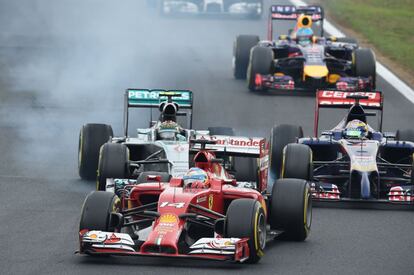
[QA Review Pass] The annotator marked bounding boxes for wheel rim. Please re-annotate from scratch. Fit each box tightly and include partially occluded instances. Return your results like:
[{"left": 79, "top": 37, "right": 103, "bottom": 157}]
[
  {"left": 78, "top": 130, "right": 83, "bottom": 169},
  {"left": 305, "top": 189, "right": 312, "bottom": 230},
  {"left": 257, "top": 212, "right": 266, "bottom": 250}
]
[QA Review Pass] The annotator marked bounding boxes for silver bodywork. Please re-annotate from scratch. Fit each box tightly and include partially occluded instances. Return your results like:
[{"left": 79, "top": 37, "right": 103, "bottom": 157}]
[{"left": 161, "top": 0, "right": 262, "bottom": 16}]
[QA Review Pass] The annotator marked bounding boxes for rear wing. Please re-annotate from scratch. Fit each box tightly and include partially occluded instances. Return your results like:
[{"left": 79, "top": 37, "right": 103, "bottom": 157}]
[
  {"left": 270, "top": 5, "right": 324, "bottom": 21},
  {"left": 268, "top": 5, "right": 324, "bottom": 40},
  {"left": 124, "top": 89, "right": 194, "bottom": 136},
  {"left": 314, "top": 90, "right": 384, "bottom": 136},
  {"left": 193, "top": 134, "right": 263, "bottom": 157},
  {"left": 126, "top": 89, "right": 193, "bottom": 108},
  {"left": 192, "top": 135, "right": 269, "bottom": 192}
]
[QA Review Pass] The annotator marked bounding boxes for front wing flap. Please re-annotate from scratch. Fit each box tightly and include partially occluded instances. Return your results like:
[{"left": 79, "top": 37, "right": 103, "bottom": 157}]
[{"left": 79, "top": 230, "right": 250, "bottom": 262}]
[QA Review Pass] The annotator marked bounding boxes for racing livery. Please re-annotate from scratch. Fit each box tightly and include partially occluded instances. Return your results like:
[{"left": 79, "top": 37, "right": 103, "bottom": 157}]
[
  {"left": 78, "top": 89, "right": 195, "bottom": 190},
  {"left": 271, "top": 90, "right": 414, "bottom": 209},
  {"left": 159, "top": 0, "right": 263, "bottom": 18},
  {"left": 78, "top": 89, "right": 267, "bottom": 191},
  {"left": 233, "top": 5, "right": 376, "bottom": 92},
  {"left": 78, "top": 139, "right": 312, "bottom": 263}
]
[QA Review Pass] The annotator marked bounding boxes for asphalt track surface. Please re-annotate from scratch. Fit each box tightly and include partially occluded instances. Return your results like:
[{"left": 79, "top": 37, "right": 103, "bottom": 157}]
[{"left": 0, "top": 0, "right": 413, "bottom": 274}]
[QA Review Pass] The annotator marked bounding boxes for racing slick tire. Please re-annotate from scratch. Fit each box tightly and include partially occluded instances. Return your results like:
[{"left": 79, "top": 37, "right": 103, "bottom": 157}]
[
  {"left": 282, "top": 144, "right": 313, "bottom": 181},
  {"left": 336, "top": 37, "right": 358, "bottom": 46},
  {"left": 396, "top": 129, "right": 414, "bottom": 143},
  {"left": 353, "top": 48, "right": 376, "bottom": 89},
  {"left": 247, "top": 46, "right": 273, "bottom": 91},
  {"left": 396, "top": 129, "right": 414, "bottom": 184},
  {"left": 209, "top": 127, "right": 257, "bottom": 182},
  {"left": 225, "top": 199, "right": 266, "bottom": 264},
  {"left": 208, "top": 127, "right": 234, "bottom": 136},
  {"left": 79, "top": 191, "right": 120, "bottom": 232},
  {"left": 78, "top": 123, "right": 113, "bottom": 180},
  {"left": 270, "top": 124, "right": 304, "bottom": 180},
  {"left": 97, "top": 143, "right": 129, "bottom": 191},
  {"left": 382, "top": 129, "right": 414, "bottom": 167},
  {"left": 233, "top": 35, "right": 260, "bottom": 79},
  {"left": 269, "top": 178, "right": 311, "bottom": 241}
]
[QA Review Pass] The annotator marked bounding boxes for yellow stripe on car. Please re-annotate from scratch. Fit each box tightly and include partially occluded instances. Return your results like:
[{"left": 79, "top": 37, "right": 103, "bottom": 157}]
[{"left": 303, "top": 65, "right": 329, "bottom": 80}]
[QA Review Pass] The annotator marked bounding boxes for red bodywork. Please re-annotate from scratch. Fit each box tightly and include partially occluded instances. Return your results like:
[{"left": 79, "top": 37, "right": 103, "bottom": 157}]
[{"left": 80, "top": 140, "right": 270, "bottom": 262}]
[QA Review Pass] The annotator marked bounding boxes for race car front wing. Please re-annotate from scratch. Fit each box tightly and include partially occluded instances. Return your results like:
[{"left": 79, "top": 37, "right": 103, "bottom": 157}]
[
  {"left": 79, "top": 230, "right": 250, "bottom": 262},
  {"left": 310, "top": 183, "right": 414, "bottom": 210},
  {"left": 254, "top": 73, "right": 373, "bottom": 92}
]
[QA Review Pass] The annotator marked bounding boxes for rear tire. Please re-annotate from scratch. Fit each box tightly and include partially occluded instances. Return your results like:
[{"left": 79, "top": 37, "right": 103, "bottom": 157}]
[
  {"left": 282, "top": 144, "right": 312, "bottom": 181},
  {"left": 396, "top": 129, "right": 414, "bottom": 142},
  {"left": 270, "top": 179, "right": 311, "bottom": 241},
  {"left": 353, "top": 48, "right": 376, "bottom": 89},
  {"left": 209, "top": 127, "right": 257, "bottom": 182},
  {"left": 78, "top": 124, "right": 113, "bottom": 180},
  {"left": 208, "top": 127, "right": 234, "bottom": 136},
  {"left": 269, "top": 124, "right": 303, "bottom": 180},
  {"left": 97, "top": 143, "right": 129, "bottom": 191},
  {"left": 226, "top": 199, "right": 266, "bottom": 264},
  {"left": 233, "top": 35, "right": 260, "bottom": 79},
  {"left": 247, "top": 46, "right": 273, "bottom": 91},
  {"left": 79, "top": 191, "right": 120, "bottom": 231}
]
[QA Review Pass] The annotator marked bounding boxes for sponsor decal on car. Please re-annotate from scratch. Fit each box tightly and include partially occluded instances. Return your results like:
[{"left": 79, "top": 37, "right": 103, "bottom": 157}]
[
  {"left": 159, "top": 202, "right": 185, "bottom": 208},
  {"left": 318, "top": 90, "right": 382, "bottom": 107},
  {"left": 159, "top": 214, "right": 178, "bottom": 224},
  {"left": 208, "top": 194, "right": 214, "bottom": 209},
  {"left": 197, "top": 196, "right": 207, "bottom": 203},
  {"left": 199, "top": 135, "right": 261, "bottom": 148}
]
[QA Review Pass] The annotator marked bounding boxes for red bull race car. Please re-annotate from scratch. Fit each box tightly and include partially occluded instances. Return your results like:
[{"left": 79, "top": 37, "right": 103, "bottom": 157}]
[
  {"left": 268, "top": 90, "right": 414, "bottom": 209},
  {"left": 233, "top": 5, "right": 376, "bottom": 92},
  {"left": 78, "top": 138, "right": 312, "bottom": 263}
]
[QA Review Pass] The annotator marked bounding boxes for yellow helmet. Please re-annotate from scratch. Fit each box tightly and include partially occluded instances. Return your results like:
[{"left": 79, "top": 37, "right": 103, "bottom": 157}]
[{"left": 345, "top": 120, "right": 368, "bottom": 139}]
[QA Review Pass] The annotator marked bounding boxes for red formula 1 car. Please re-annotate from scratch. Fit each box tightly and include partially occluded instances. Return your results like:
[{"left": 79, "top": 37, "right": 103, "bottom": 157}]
[{"left": 78, "top": 139, "right": 312, "bottom": 263}]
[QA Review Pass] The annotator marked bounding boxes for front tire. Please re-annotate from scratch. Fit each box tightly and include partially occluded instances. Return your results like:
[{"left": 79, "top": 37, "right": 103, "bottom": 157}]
[
  {"left": 282, "top": 144, "right": 312, "bottom": 181},
  {"left": 79, "top": 191, "right": 120, "bottom": 232},
  {"left": 225, "top": 199, "right": 266, "bottom": 263},
  {"left": 97, "top": 143, "right": 129, "bottom": 191},
  {"left": 247, "top": 46, "right": 273, "bottom": 91},
  {"left": 233, "top": 35, "right": 260, "bottom": 79},
  {"left": 78, "top": 123, "right": 113, "bottom": 180},
  {"left": 270, "top": 179, "right": 311, "bottom": 241},
  {"left": 269, "top": 124, "right": 303, "bottom": 180}
]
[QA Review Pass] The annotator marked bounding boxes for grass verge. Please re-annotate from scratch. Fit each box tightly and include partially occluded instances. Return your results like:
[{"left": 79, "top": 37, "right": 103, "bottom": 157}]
[{"left": 320, "top": 0, "right": 414, "bottom": 75}]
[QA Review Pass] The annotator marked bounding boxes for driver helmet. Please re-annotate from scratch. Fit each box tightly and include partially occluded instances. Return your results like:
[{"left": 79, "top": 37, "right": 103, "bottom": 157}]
[
  {"left": 296, "top": 27, "right": 314, "bottom": 46},
  {"left": 183, "top": 167, "right": 209, "bottom": 188},
  {"left": 344, "top": 119, "right": 368, "bottom": 139},
  {"left": 157, "top": 120, "right": 180, "bottom": 141}
]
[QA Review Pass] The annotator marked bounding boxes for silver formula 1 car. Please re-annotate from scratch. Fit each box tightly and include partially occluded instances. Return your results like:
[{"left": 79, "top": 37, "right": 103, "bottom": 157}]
[
  {"left": 268, "top": 90, "right": 414, "bottom": 209},
  {"left": 78, "top": 89, "right": 262, "bottom": 190},
  {"left": 160, "top": 0, "right": 263, "bottom": 18}
]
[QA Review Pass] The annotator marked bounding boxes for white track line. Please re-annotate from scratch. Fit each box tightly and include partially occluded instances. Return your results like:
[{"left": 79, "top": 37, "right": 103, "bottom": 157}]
[{"left": 289, "top": 0, "right": 414, "bottom": 104}]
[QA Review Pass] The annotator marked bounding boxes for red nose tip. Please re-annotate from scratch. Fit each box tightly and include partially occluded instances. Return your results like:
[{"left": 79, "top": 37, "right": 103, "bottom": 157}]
[{"left": 255, "top": 74, "right": 262, "bottom": 87}]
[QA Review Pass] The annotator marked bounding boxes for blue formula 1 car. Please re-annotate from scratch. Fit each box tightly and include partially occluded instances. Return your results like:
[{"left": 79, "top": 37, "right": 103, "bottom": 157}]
[
  {"left": 233, "top": 5, "right": 376, "bottom": 92},
  {"left": 268, "top": 90, "right": 414, "bottom": 209}
]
